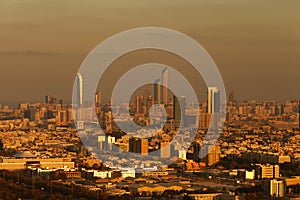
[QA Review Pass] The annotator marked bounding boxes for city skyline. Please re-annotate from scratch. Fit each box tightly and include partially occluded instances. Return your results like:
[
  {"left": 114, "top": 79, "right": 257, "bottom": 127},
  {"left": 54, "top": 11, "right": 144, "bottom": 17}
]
[
  {"left": 0, "top": 68, "right": 299, "bottom": 199},
  {"left": 1, "top": 1, "right": 300, "bottom": 199},
  {"left": 0, "top": 81, "right": 299, "bottom": 199},
  {"left": 1, "top": 63, "right": 299, "bottom": 108}
]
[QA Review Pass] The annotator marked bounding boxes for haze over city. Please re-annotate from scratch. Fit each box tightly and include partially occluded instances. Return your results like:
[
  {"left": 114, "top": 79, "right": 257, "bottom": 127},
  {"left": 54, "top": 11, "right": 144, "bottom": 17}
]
[{"left": 1, "top": 0, "right": 300, "bottom": 106}]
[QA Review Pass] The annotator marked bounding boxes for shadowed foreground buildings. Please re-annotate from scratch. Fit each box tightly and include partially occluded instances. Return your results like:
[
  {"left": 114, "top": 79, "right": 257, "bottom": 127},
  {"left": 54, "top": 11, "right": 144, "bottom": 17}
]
[
  {"left": 193, "top": 142, "right": 221, "bottom": 167},
  {"left": 129, "top": 137, "right": 148, "bottom": 155},
  {"left": 0, "top": 151, "right": 74, "bottom": 170},
  {"left": 262, "top": 179, "right": 286, "bottom": 197}
]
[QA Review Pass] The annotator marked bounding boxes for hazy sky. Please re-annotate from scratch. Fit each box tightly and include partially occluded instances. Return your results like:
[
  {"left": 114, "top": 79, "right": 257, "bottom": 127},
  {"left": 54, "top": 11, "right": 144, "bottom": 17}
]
[{"left": 0, "top": 0, "right": 300, "bottom": 106}]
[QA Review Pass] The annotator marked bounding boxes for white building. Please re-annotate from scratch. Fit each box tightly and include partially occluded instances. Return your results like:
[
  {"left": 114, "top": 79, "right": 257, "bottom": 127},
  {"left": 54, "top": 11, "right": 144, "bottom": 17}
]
[
  {"left": 269, "top": 179, "right": 285, "bottom": 197},
  {"left": 121, "top": 168, "right": 135, "bottom": 178},
  {"left": 178, "top": 150, "right": 187, "bottom": 160},
  {"left": 207, "top": 87, "right": 220, "bottom": 114},
  {"left": 76, "top": 73, "right": 83, "bottom": 106}
]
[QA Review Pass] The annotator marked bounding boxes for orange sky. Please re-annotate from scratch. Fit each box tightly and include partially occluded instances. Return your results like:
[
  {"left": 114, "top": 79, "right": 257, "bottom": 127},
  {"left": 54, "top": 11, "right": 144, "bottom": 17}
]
[{"left": 0, "top": 0, "right": 299, "bottom": 105}]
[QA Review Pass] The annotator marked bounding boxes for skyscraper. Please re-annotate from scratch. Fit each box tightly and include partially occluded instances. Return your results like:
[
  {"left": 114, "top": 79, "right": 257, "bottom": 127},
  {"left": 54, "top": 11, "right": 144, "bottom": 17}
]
[
  {"left": 45, "top": 94, "right": 56, "bottom": 104},
  {"left": 143, "top": 87, "right": 151, "bottom": 100},
  {"left": 135, "top": 96, "right": 144, "bottom": 114},
  {"left": 180, "top": 96, "right": 186, "bottom": 126},
  {"left": 160, "top": 139, "right": 170, "bottom": 158},
  {"left": 173, "top": 95, "right": 181, "bottom": 128},
  {"left": 129, "top": 137, "right": 148, "bottom": 155},
  {"left": 25, "top": 107, "right": 37, "bottom": 122},
  {"left": 105, "top": 111, "right": 112, "bottom": 134},
  {"left": 77, "top": 73, "right": 83, "bottom": 106},
  {"left": 146, "top": 96, "right": 154, "bottom": 112},
  {"left": 199, "top": 143, "right": 221, "bottom": 166},
  {"left": 95, "top": 90, "right": 102, "bottom": 107},
  {"left": 229, "top": 91, "right": 236, "bottom": 104},
  {"left": 154, "top": 79, "right": 161, "bottom": 104},
  {"left": 161, "top": 67, "right": 168, "bottom": 105},
  {"left": 207, "top": 87, "right": 220, "bottom": 114},
  {"left": 199, "top": 113, "right": 212, "bottom": 129},
  {"left": 192, "top": 142, "right": 201, "bottom": 162},
  {"left": 45, "top": 94, "right": 51, "bottom": 104}
]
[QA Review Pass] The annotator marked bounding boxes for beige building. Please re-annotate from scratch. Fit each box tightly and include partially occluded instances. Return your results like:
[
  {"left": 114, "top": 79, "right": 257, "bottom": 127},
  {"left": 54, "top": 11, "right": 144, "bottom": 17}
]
[
  {"left": 255, "top": 164, "right": 280, "bottom": 179},
  {"left": 129, "top": 183, "right": 182, "bottom": 196},
  {"left": 285, "top": 176, "right": 300, "bottom": 186},
  {"left": 0, "top": 151, "right": 74, "bottom": 170},
  {"left": 243, "top": 152, "right": 290, "bottom": 164},
  {"left": 142, "top": 171, "right": 168, "bottom": 177},
  {"left": 200, "top": 144, "right": 221, "bottom": 166},
  {"left": 263, "top": 179, "right": 286, "bottom": 197}
]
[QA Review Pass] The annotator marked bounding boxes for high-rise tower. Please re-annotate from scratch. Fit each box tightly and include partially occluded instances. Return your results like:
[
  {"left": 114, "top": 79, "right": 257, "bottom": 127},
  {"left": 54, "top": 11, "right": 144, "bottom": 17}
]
[
  {"left": 173, "top": 95, "right": 181, "bottom": 128},
  {"left": 207, "top": 87, "right": 220, "bottom": 114},
  {"left": 95, "top": 90, "right": 102, "bottom": 107},
  {"left": 154, "top": 79, "right": 161, "bottom": 104},
  {"left": 135, "top": 95, "right": 144, "bottom": 114},
  {"left": 77, "top": 73, "right": 83, "bottom": 106},
  {"left": 199, "top": 143, "right": 221, "bottom": 166},
  {"left": 161, "top": 67, "right": 168, "bottom": 105},
  {"left": 45, "top": 94, "right": 51, "bottom": 104}
]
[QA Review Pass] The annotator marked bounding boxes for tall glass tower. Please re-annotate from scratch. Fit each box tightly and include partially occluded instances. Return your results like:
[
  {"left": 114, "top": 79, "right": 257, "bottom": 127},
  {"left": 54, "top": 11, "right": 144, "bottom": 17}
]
[
  {"left": 154, "top": 79, "right": 161, "bottom": 105},
  {"left": 161, "top": 67, "right": 168, "bottom": 105},
  {"left": 77, "top": 73, "right": 83, "bottom": 106}
]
